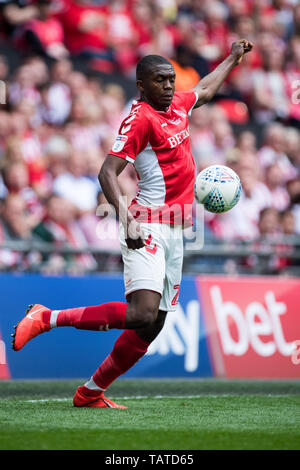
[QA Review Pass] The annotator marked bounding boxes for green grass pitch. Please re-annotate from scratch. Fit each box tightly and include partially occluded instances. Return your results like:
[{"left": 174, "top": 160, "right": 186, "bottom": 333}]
[{"left": 0, "top": 379, "right": 299, "bottom": 450}]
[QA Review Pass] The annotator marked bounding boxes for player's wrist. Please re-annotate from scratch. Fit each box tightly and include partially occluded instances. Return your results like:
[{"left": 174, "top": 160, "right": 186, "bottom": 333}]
[{"left": 228, "top": 52, "right": 240, "bottom": 67}]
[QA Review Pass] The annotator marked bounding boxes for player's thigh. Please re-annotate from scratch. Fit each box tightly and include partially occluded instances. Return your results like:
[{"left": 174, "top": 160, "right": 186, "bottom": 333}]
[
  {"left": 127, "top": 289, "right": 162, "bottom": 318},
  {"left": 119, "top": 222, "right": 166, "bottom": 298},
  {"left": 160, "top": 226, "right": 184, "bottom": 312}
]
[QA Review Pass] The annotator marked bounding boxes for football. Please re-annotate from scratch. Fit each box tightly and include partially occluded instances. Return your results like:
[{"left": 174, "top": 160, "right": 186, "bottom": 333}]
[{"left": 194, "top": 165, "right": 242, "bottom": 213}]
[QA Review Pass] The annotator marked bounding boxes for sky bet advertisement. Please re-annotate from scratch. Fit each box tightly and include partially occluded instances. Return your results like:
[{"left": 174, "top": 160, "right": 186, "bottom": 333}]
[{"left": 0, "top": 274, "right": 300, "bottom": 380}]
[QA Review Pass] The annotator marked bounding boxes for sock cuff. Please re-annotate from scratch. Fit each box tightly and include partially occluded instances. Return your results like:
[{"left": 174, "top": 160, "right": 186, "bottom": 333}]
[
  {"left": 84, "top": 378, "right": 104, "bottom": 392},
  {"left": 121, "top": 329, "right": 150, "bottom": 352},
  {"left": 49, "top": 310, "right": 60, "bottom": 329}
]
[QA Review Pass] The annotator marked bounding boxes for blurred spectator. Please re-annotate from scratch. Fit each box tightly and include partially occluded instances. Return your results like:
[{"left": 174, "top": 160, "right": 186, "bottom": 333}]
[
  {"left": 286, "top": 178, "right": 300, "bottom": 234},
  {"left": 6, "top": 109, "right": 47, "bottom": 197},
  {"left": 0, "top": 0, "right": 39, "bottom": 38},
  {"left": 0, "top": 111, "right": 12, "bottom": 158},
  {"left": 289, "top": 2, "right": 300, "bottom": 36},
  {"left": 264, "top": 162, "right": 290, "bottom": 210},
  {"left": 55, "top": 0, "right": 114, "bottom": 72},
  {"left": 0, "top": 55, "right": 9, "bottom": 81},
  {"left": 131, "top": 0, "right": 178, "bottom": 68},
  {"left": 190, "top": 104, "right": 235, "bottom": 170},
  {"left": 190, "top": 105, "right": 216, "bottom": 170},
  {"left": 236, "top": 130, "right": 257, "bottom": 153},
  {"left": 21, "top": 0, "right": 69, "bottom": 60},
  {"left": 280, "top": 208, "right": 296, "bottom": 235},
  {"left": 0, "top": 193, "right": 32, "bottom": 241},
  {"left": 257, "top": 207, "right": 281, "bottom": 239},
  {"left": 169, "top": 44, "right": 201, "bottom": 91},
  {"left": 100, "top": 83, "right": 127, "bottom": 135},
  {"left": 251, "top": 45, "right": 290, "bottom": 123},
  {"left": 278, "top": 208, "right": 298, "bottom": 270},
  {"left": 286, "top": 35, "right": 300, "bottom": 126},
  {"left": 105, "top": 0, "right": 139, "bottom": 75},
  {"left": 258, "top": 122, "right": 298, "bottom": 181},
  {"left": 285, "top": 127, "right": 300, "bottom": 171},
  {"left": 1, "top": 160, "right": 44, "bottom": 225},
  {"left": 38, "top": 59, "right": 73, "bottom": 125},
  {"left": 245, "top": 206, "right": 294, "bottom": 274},
  {"left": 43, "top": 134, "right": 71, "bottom": 193},
  {"left": 52, "top": 149, "right": 99, "bottom": 214},
  {"left": 202, "top": 0, "right": 229, "bottom": 63},
  {"left": 64, "top": 88, "right": 110, "bottom": 152},
  {"left": 210, "top": 116, "right": 235, "bottom": 162},
  {"left": 9, "top": 63, "right": 41, "bottom": 108},
  {"left": 78, "top": 190, "right": 122, "bottom": 271},
  {"left": 0, "top": 193, "right": 40, "bottom": 270},
  {"left": 65, "top": 69, "right": 89, "bottom": 97},
  {"left": 33, "top": 194, "right": 96, "bottom": 273}
]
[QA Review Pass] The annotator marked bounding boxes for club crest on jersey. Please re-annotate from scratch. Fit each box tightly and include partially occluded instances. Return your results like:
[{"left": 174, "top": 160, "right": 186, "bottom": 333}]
[{"left": 112, "top": 135, "right": 128, "bottom": 152}]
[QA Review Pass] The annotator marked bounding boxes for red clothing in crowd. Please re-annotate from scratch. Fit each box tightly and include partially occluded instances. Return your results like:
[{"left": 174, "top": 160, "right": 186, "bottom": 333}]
[
  {"left": 26, "top": 17, "right": 64, "bottom": 48},
  {"left": 55, "top": 0, "right": 108, "bottom": 54}
]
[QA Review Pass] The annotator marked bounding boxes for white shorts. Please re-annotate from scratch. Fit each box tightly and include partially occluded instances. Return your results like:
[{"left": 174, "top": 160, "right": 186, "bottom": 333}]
[{"left": 119, "top": 222, "right": 183, "bottom": 312}]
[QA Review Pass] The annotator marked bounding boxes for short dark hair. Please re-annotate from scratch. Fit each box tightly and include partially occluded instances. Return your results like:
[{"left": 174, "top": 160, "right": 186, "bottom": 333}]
[{"left": 136, "top": 55, "right": 172, "bottom": 80}]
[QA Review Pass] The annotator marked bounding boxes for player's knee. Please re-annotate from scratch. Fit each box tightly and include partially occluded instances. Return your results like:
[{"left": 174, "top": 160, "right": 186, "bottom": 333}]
[
  {"left": 126, "top": 304, "right": 158, "bottom": 328},
  {"left": 154, "top": 310, "right": 167, "bottom": 331},
  {"left": 136, "top": 308, "right": 157, "bottom": 328}
]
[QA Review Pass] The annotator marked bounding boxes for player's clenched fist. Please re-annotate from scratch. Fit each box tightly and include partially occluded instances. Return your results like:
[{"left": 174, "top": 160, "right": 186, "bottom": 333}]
[
  {"left": 230, "top": 39, "right": 254, "bottom": 65},
  {"left": 125, "top": 216, "right": 145, "bottom": 250}
]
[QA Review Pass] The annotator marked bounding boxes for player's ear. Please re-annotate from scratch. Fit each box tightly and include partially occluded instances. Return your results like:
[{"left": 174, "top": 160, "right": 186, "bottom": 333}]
[{"left": 136, "top": 79, "right": 144, "bottom": 94}]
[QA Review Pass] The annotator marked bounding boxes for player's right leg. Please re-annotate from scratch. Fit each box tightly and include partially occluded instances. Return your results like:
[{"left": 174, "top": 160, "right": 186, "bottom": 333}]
[
  {"left": 12, "top": 304, "right": 51, "bottom": 351},
  {"left": 11, "top": 301, "right": 128, "bottom": 351},
  {"left": 11, "top": 298, "right": 154, "bottom": 352},
  {"left": 12, "top": 287, "right": 163, "bottom": 352}
]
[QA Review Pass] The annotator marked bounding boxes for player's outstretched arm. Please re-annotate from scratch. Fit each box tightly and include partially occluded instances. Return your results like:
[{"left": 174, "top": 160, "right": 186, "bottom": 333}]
[
  {"left": 99, "top": 155, "right": 145, "bottom": 250},
  {"left": 193, "top": 39, "right": 253, "bottom": 108}
]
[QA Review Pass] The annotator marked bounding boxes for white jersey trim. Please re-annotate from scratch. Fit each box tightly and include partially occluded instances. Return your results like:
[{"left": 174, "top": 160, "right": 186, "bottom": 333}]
[
  {"left": 188, "top": 91, "right": 199, "bottom": 116},
  {"left": 134, "top": 143, "right": 166, "bottom": 207}
]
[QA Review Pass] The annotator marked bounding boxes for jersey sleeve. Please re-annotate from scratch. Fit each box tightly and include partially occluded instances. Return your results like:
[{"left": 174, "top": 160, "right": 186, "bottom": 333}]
[
  {"left": 109, "top": 107, "right": 149, "bottom": 163},
  {"left": 174, "top": 90, "right": 199, "bottom": 116}
]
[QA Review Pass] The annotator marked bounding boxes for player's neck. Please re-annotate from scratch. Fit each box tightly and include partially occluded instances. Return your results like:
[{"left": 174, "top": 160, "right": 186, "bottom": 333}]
[{"left": 139, "top": 96, "right": 170, "bottom": 113}]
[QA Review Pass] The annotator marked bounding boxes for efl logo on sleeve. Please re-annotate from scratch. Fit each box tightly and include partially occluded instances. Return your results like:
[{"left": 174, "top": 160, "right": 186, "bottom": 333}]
[{"left": 112, "top": 135, "right": 128, "bottom": 152}]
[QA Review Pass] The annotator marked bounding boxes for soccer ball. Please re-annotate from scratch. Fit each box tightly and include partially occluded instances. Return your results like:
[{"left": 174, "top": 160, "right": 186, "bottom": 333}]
[{"left": 194, "top": 165, "right": 242, "bottom": 213}]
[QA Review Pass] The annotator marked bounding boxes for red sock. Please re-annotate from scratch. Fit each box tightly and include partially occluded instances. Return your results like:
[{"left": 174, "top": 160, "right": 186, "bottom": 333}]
[
  {"left": 91, "top": 330, "right": 150, "bottom": 390},
  {"left": 55, "top": 302, "right": 127, "bottom": 330}
]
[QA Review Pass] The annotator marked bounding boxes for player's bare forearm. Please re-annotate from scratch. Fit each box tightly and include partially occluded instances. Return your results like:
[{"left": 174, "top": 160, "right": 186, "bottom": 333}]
[
  {"left": 98, "top": 154, "right": 129, "bottom": 223},
  {"left": 99, "top": 155, "right": 145, "bottom": 249},
  {"left": 194, "top": 39, "right": 253, "bottom": 107}
]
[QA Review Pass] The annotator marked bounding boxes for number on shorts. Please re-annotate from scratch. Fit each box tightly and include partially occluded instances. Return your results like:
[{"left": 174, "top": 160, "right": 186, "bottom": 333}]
[
  {"left": 171, "top": 284, "right": 180, "bottom": 306},
  {"left": 145, "top": 234, "right": 157, "bottom": 255}
]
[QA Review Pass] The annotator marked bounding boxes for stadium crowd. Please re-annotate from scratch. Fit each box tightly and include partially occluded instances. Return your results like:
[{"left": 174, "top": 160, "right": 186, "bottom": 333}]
[{"left": 0, "top": 0, "right": 299, "bottom": 274}]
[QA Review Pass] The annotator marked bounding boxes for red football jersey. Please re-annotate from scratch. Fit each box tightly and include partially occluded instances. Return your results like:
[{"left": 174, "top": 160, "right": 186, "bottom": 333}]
[{"left": 109, "top": 90, "right": 199, "bottom": 225}]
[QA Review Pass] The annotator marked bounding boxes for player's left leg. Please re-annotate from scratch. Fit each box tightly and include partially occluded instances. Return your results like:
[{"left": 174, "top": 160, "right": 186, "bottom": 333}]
[
  {"left": 73, "top": 308, "right": 167, "bottom": 408},
  {"left": 73, "top": 225, "right": 183, "bottom": 408}
]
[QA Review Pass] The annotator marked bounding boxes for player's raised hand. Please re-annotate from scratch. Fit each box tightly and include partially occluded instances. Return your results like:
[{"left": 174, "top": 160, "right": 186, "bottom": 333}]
[{"left": 230, "top": 39, "right": 254, "bottom": 65}]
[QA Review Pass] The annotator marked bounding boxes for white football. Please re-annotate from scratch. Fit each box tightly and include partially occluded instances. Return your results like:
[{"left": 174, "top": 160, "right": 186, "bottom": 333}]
[{"left": 194, "top": 165, "right": 242, "bottom": 213}]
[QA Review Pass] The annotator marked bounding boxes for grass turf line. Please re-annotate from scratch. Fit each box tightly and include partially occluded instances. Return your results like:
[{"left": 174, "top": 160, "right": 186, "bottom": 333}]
[{"left": 0, "top": 379, "right": 299, "bottom": 450}]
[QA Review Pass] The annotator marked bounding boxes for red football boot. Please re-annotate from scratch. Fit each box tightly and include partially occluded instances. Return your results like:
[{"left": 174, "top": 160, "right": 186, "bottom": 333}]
[
  {"left": 73, "top": 386, "right": 128, "bottom": 409},
  {"left": 12, "top": 304, "right": 51, "bottom": 351}
]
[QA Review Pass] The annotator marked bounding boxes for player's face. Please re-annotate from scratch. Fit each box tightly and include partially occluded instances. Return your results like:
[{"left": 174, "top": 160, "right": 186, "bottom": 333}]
[{"left": 138, "top": 64, "right": 176, "bottom": 111}]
